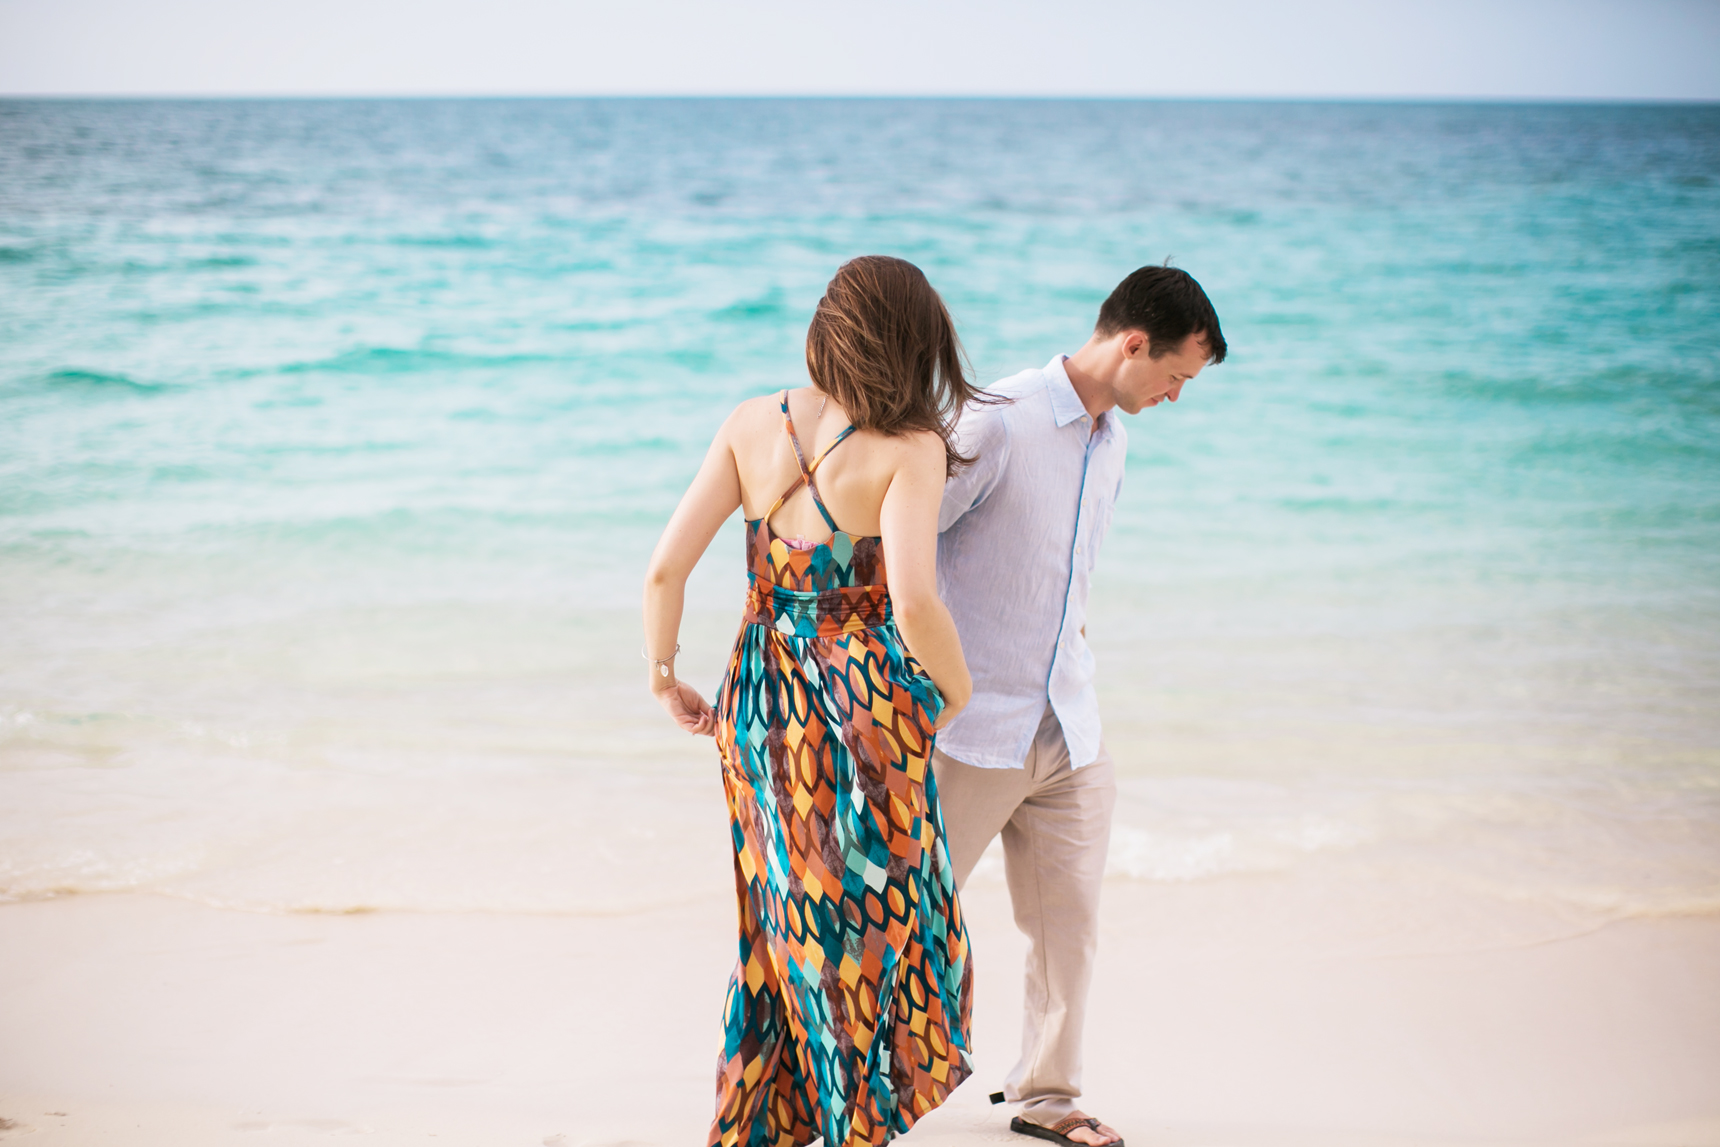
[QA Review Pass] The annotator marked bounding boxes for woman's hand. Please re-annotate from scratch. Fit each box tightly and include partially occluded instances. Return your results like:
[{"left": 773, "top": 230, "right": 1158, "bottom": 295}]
[
  {"left": 642, "top": 404, "right": 747, "bottom": 743},
  {"left": 654, "top": 679, "right": 717, "bottom": 736},
  {"left": 932, "top": 685, "right": 969, "bottom": 731}
]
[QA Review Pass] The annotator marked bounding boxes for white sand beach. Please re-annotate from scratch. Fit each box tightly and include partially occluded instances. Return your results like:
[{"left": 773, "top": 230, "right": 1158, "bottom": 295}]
[{"left": 4, "top": 868, "right": 1718, "bottom": 1147}]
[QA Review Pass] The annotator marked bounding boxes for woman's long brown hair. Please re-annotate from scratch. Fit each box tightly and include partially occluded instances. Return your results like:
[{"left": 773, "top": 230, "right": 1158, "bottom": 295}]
[{"left": 804, "top": 256, "right": 992, "bottom": 476}]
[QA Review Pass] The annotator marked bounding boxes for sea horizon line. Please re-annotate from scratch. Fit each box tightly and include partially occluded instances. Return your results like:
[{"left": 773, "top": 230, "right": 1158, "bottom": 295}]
[{"left": 4, "top": 91, "right": 1718, "bottom": 107}]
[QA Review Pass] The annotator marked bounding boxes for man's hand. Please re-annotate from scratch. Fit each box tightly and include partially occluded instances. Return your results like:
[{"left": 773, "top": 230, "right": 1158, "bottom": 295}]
[{"left": 655, "top": 680, "right": 717, "bottom": 736}]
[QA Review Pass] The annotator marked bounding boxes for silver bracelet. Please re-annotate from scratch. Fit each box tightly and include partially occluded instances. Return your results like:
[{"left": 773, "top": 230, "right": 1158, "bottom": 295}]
[{"left": 642, "top": 643, "right": 681, "bottom": 678}]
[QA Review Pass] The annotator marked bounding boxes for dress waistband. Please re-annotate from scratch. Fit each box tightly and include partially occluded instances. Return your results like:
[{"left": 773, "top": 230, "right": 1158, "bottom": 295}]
[{"left": 744, "top": 579, "right": 893, "bottom": 639}]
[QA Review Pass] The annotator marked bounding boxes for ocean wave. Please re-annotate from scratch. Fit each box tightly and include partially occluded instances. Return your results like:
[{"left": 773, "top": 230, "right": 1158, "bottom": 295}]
[
  {"left": 711, "top": 291, "right": 788, "bottom": 322},
  {"left": 21, "top": 369, "right": 172, "bottom": 394},
  {"left": 275, "top": 347, "right": 564, "bottom": 375},
  {"left": 1105, "top": 816, "right": 1371, "bottom": 882},
  {"left": 386, "top": 234, "right": 498, "bottom": 250}
]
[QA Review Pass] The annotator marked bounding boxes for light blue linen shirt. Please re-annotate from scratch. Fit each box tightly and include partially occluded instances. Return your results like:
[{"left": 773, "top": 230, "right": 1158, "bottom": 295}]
[{"left": 935, "top": 356, "right": 1127, "bottom": 770}]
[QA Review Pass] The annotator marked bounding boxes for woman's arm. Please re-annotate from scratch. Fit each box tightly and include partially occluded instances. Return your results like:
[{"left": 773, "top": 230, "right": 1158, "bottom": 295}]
[
  {"left": 879, "top": 435, "right": 973, "bottom": 730},
  {"left": 642, "top": 412, "right": 745, "bottom": 736}
]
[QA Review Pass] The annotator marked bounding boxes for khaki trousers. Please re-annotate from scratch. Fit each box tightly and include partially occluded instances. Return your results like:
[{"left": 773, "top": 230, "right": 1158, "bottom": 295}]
[{"left": 932, "top": 706, "right": 1115, "bottom": 1123}]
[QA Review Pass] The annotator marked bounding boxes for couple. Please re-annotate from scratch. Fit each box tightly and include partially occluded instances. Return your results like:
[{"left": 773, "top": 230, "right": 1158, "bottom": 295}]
[{"left": 643, "top": 256, "right": 1226, "bottom": 1147}]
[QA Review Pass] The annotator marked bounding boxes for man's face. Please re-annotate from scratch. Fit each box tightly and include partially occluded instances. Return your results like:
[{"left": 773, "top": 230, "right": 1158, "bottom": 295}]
[{"left": 1114, "top": 331, "right": 1211, "bottom": 414}]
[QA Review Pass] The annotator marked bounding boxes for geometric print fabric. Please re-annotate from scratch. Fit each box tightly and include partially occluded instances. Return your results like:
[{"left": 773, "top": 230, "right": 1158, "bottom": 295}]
[{"left": 708, "top": 402, "right": 974, "bottom": 1147}]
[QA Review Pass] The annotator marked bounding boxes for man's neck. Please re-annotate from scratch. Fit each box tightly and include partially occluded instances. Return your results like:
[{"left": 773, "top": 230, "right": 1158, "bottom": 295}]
[{"left": 1061, "top": 342, "right": 1116, "bottom": 420}]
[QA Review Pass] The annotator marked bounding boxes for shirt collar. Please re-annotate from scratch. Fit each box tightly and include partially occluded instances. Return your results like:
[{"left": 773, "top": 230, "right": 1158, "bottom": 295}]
[{"left": 1045, "top": 355, "right": 1093, "bottom": 429}]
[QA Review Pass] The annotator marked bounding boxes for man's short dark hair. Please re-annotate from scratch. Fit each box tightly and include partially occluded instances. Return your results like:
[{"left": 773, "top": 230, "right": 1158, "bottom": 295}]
[{"left": 1095, "top": 266, "right": 1227, "bottom": 364}]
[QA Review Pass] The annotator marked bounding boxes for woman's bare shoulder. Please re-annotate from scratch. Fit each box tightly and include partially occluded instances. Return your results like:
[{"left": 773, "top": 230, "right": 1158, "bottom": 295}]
[
  {"left": 717, "top": 391, "right": 788, "bottom": 443},
  {"left": 731, "top": 391, "right": 787, "bottom": 421},
  {"left": 890, "top": 427, "right": 948, "bottom": 467},
  {"left": 848, "top": 426, "right": 945, "bottom": 485}
]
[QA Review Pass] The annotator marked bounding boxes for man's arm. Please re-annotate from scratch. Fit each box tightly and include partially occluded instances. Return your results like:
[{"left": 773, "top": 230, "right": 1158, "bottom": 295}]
[{"left": 938, "top": 406, "right": 1010, "bottom": 533}]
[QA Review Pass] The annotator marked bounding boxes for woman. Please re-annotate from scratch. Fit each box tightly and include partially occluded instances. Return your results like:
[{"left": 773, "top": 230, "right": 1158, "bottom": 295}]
[{"left": 643, "top": 256, "right": 981, "bottom": 1147}]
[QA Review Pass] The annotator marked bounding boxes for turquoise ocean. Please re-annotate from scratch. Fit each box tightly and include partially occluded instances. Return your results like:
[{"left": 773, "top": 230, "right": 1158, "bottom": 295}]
[{"left": 2, "top": 99, "right": 1717, "bottom": 944}]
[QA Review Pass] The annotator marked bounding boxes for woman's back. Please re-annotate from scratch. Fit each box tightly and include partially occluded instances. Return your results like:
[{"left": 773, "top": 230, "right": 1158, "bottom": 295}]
[{"left": 731, "top": 386, "right": 936, "bottom": 546}]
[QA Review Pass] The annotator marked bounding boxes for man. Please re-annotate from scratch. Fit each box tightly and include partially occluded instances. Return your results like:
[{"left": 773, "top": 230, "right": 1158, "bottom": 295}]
[{"left": 934, "top": 265, "right": 1227, "bottom": 1147}]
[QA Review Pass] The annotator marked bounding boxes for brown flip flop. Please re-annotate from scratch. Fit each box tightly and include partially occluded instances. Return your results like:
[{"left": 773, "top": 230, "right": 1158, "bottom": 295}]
[{"left": 1009, "top": 1114, "right": 1125, "bottom": 1147}]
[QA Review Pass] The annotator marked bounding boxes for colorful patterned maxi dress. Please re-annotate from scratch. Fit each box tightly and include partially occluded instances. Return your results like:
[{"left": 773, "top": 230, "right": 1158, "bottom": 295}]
[{"left": 709, "top": 394, "right": 973, "bottom": 1147}]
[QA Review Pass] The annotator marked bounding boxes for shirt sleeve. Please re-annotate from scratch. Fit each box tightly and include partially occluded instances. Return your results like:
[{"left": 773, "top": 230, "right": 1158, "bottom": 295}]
[{"left": 939, "top": 405, "right": 1010, "bottom": 533}]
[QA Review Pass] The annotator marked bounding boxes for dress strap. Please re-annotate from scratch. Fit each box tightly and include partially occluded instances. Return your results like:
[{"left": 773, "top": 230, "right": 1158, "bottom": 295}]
[{"left": 765, "top": 390, "right": 857, "bottom": 535}]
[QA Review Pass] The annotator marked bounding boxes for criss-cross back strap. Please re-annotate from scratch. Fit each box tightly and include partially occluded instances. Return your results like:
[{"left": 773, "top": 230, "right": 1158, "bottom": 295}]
[{"left": 766, "top": 390, "right": 857, "bottom": 534}]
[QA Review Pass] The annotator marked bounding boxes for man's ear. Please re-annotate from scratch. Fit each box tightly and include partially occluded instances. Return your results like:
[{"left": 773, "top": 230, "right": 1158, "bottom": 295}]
[{"left": 1124, "top": 331, "right": 1149, "bottom": 358}]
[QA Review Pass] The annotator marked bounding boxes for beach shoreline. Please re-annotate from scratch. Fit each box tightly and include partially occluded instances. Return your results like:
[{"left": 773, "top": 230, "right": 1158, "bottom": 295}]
[
  {"left": 3, "top": 96, "right": 1717, "bottom": 1147},
  {"left": 4, "top": 879, "right": 1717, "bottom": 1146}
]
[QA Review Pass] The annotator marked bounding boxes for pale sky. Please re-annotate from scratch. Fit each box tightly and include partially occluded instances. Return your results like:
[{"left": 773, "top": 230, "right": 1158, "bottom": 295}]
[{"left": 1, "top": 0, "right": 1717, "bottom": 99}]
